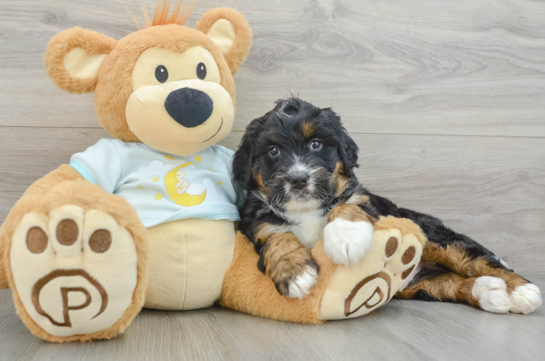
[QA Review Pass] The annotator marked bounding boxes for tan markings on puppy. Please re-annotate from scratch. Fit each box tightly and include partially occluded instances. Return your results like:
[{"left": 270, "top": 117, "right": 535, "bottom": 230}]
[
  {"left": 302, "top": 122, "right": 314, "bottom": 137},
  {"left": 327, "top": 204, "right": 374, "bottom": 224},
  {"left": 253, "top": 172, "right": 271, "bottom": 200},
  {"left": 262, "top": 233, "right": 315, "bottom": 296},
  {"left": 254, "top": 223, "right": 289, "bottom": 246},
  {"left": 396, "top": 273, "right": 480, "bottom": 307},
  {"left": 345, "top": 194, "right": 370, "bottom": 206},
  {"left": 422, "top": 243, "right": 528, "bottom": 292},
  {"left": 332, "top": 177, "right": 347, "bottom": 198},
  {"left": 332, "top": 162, "right": 349, "bottom": 196},
  {"left": 253, "top": 173, "right": 264, "bottom": 187},
  {"left": 333, "top": 161, "right": 345, "bottom": 176}
]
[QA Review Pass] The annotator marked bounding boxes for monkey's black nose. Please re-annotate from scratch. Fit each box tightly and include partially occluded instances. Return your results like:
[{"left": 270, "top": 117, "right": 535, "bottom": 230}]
[
  {"left": 164, "top": 88, "right": 213, "bottom": 128},
  {"left": 289, "top": 173, "right": 309, "bottom": 190}
]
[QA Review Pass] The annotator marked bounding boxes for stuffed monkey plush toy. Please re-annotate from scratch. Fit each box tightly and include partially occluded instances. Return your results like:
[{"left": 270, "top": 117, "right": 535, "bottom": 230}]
[{"left": 0, "top": 1, "right": 426, "bottom": 342}]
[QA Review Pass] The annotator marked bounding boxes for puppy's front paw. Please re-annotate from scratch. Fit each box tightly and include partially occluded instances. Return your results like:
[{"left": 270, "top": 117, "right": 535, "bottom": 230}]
[
  {"left": 270, "top": 260, "right": 319, "bottom": 299},
  {"left": 323, "top": 219, "right": 374, "bottom": 266},
  {"left": 262, "top": 234, "right": 319, "bottom": 298},
  {"left": 286, "top": 265, "right": 319, "bottom": 299}
]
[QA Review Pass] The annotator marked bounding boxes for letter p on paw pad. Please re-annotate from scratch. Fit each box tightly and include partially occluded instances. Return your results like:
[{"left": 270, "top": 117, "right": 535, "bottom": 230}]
[{"left": 8, "top": 206, "right": 142, "bottom": 339}]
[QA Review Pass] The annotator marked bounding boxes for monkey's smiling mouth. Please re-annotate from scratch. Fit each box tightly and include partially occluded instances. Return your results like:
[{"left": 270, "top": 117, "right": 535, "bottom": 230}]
[{"left": 202, "top": 118, "right": 223, "bottom": 143}]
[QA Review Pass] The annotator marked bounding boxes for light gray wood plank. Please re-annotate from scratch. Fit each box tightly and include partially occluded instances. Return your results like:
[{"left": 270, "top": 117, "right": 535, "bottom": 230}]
[
  {"left": 1, "top": 0, "right": 545, "bottom": 137},
  {"left": 1, "top": 127, "right": 543, "bottom": 273},
  {"left": 1, "top": 274, "right": 544, "bottom": 360}
]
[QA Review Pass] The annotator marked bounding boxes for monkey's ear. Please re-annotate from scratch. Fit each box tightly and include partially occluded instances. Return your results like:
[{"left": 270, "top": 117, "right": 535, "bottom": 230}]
[
  {"left": 44, "top": 27, "right": 117, "bottom": 93},
  {"left": 196, "top": 8, "right": 252, "bottom": 74}
]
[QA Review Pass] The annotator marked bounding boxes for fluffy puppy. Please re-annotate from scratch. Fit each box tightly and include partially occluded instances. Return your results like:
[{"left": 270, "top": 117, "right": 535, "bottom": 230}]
[
  {"left": 233, "top": 98, "right": 542, "bottom": 316},
  {"left": 234, "top": 98, "right": 377, "bottom": 298}
]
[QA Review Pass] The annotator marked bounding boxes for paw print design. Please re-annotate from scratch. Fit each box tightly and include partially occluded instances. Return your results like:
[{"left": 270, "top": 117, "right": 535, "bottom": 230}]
[
  {"left": 318, "top": 222, "right": 423, "bottom": 320},
  {"left": 10, "top": 205, "right": 139, "bottom": 337}
]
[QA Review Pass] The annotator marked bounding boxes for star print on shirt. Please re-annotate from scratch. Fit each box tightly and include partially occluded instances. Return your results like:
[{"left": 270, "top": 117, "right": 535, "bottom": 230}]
[
  {"left": 152, "top": 177, "right": 159, "bottom": 182},
  {"left": 217, "top": 182, "right": 223, "bottom": 185},
  {"left": 137, "top": 185, "right": 145, "bottom": 189},
  {"left": 194, "top": 155, "right": 203, "bottom": 163},
  {"left": 165, "top": 155, "right": 174, "bottom": 161},
  {"left": 154, "top": 193, "right": 163, "bottom": 200}
]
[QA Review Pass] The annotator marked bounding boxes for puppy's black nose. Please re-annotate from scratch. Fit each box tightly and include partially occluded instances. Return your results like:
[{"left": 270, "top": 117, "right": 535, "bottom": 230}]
[
  {"left": 289, "top": 174, "right": 309, "bottom": 190},
  {"left": 164, "top": 88, "right": 213, "bottom": 128}
]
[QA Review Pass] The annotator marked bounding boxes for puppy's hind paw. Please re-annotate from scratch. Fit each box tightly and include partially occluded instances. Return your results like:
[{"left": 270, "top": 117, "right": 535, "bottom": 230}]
[
  {"left": 472, "top": 276, "right": 512, "bottom": 314},
  {"left": 510, "top": 283, "right": 542, "bottom": 314}
]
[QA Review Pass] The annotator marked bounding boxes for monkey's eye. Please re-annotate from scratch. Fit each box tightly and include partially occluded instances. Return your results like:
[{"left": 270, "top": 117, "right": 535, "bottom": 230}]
[
  {"left": 196, "top": 62, "right": 207, "bottom": 80},
  {"left": 268, "top": 146, "right": 280, "bottom": 157},
  {"left": 155, "top": 65, "right": 168, "bottom": 83},
  {"left": 310, "top": 140, "right": 323, "bottom": 151}
]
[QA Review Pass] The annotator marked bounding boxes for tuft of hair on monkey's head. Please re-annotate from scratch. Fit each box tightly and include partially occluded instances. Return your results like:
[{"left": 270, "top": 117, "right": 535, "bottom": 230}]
[
  {"left": 44, "top": 0, "right": 253, "bottom": 156},
  {"left": 127, "top": 0, "right": 193, "bottom": 29}
]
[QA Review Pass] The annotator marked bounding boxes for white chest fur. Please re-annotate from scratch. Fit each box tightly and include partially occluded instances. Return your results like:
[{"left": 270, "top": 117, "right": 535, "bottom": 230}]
[{"left": 284, "top": 199, "right": 328, "bottom": 249}]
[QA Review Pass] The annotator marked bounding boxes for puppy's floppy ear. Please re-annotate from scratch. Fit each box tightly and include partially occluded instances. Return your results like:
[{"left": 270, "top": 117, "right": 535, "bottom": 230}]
[
  {"left": 233, "top": 117, "right": 262, "bottom": 189},
  {"left": 45, "top": 27, "right": 117, "bottom": 94},
  {"left": 338, "top": 129, "right": 359, "bottom": 178},
  {"left": 196, "top": 8, "right": 253, "bottom": 74},
  {"left": 321, "top": 108, "right": 359, "bottom": 178}
]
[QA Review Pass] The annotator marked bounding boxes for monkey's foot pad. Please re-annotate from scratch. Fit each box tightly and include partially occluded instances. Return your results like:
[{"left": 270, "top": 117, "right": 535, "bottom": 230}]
[
  {"left": 10, "top": 205, "right": 138, "bottom": 338},
  {"left": 318, "top": 217, "right": 423, "bottom": 320}
]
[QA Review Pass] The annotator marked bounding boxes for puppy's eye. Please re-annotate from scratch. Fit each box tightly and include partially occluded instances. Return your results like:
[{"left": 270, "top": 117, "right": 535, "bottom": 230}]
[
  {"left": 196, "top": 62, "right": 207, "bottom": 80},
  {"left": 155, "top": 65, "right": 168, "bottom": 83},
  {"left": 268, "top": 147, "right": 280, "bottom": 157},
  {"left": 310, "top": 140, "right": 322, "bottom": 151}
]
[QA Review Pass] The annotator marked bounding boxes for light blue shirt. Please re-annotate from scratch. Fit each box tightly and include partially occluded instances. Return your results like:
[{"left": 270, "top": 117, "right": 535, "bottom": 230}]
[{"left": 70, "top": 139, "right": 244, "bottom": 228}]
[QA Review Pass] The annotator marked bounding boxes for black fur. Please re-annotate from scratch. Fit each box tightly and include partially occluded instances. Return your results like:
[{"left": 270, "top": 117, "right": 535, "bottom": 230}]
[{"left": 412, "top": 290, "right": 442, "bottom": 302}]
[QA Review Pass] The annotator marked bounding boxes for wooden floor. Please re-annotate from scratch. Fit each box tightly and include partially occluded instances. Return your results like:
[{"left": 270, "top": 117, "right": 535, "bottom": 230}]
[
  {"left": 0, "top": 0, "right": 544, "bottom": 359},
  {"left": 1, "top": 275, "right": 545, "bottom": 360}
]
